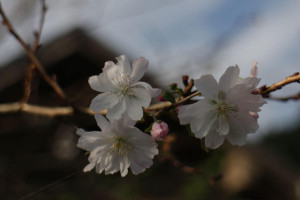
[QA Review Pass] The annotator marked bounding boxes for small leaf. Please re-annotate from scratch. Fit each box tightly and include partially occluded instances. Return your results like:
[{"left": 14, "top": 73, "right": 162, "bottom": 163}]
[
  {"left": 176, "top": 88, "right": 184, "bottom": 96},
  {"left": 162, "top": 90, "right": 175, "bottom": 103},
  {"left": 169, "top": 83, "right": 178, "bottom": 90},
  {"left": 210, "top": 100, "right": 217, "bottom": 105},
  {"left": 185, "top": 125, "right": 194, "bottom": 136},
  {"left": 144, "top": 123, "right": 153, "bottom": 133},
  {"left": 201, "top": 139, "right": 210, "bottom": 153}
]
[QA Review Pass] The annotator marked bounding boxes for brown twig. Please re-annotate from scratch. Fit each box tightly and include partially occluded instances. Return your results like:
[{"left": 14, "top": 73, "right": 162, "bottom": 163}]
[
  {"left": 19, "top": 170, "right": 82, "bottom": 200},
  {"left": 0, "top": 2, "right": 68, "bottom": 102},
  {"left": 184, "top": 79, "right": 194, "bottom": 94},
  {"left": 33, "top": 0, "right": 47, "bottom": 52},
  {"left": 158, "top": 135, "right": 222, "bottom": 185},
  {"left": 182, "top": 75, "right": 194, "bottom": 96},
  {"left": 0, "top": 102, "right": 106, "bottom": 117},
  {"left": 265, "top": 92, "right": 300, "bottom": 101},
  {"left": 0, "top": 90, "right": 201, "bottom": 117},
  {"left": 23, "top": 0, "right": 47, "bottom": 103},
  {"left": 147, "top": 91, "right": 201, "bottom": 111},
  {"left": 1, "top": 70, "right": 300, "bottom": 117},
  {"left": 1, "top": 68, "right": 300, "bottom": 117},
  {"left": 171, "top": 91, "right": 200, "bottom": 108},
  {"left": 258, "top": 72, "right": 300, "bottom": 97}
]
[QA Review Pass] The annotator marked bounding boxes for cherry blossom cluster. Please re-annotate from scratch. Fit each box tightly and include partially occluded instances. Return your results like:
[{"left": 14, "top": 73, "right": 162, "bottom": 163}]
[{"left": 77, "top": 55, "right": 266, "bottom": 177}]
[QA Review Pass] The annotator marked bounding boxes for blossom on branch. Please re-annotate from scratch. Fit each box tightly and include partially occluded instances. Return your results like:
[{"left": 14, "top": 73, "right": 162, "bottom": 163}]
[
  {"left": 77, "top": 114, "right": 158, "bottom": 177},
  {"left": 89, "top": 55, "right": 161, "bottom": 121},
  {"left": 178, "top": 65, "right": 266, "bottom": 149}
]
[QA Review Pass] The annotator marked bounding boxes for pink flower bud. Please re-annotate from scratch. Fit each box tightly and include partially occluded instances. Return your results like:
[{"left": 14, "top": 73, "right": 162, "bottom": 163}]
[
  {"left": 158, "top": 95, "right": 165, "bottom": 101},
  {"left": 249, "top": 111, "right": 259, "bottom": 119},
  {"left": 250, "top": 61, "right": 258, "bottom": 77},
  {"left": 251, "top": 90, "right": 259, "bottom": 95},
  {"left": 176, "top": 105, "right": 181, "bottom": 114},
  {"left": 151, "top": 121, "right": 169, "bottom": 141}
]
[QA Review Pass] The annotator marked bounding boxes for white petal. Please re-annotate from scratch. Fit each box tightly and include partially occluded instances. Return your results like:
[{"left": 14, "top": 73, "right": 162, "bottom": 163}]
[
  {"left": 150, "top": 88, "right": 162, "bottom": 97},
  {"left": 130, "top": 160, "right": 147, "bottom": 175},
  {"left": 90, "top": 92, "right": 119, "bottom": 112},
  {"left": 226, "top": 117, "right": 247, "bottom": 146},
  {"left": 178, "top": 99, "right": 213, "bottom": 125},
  {"left": 83, "top": 163, "right": 95, "bottom": 172},
  {"left": 229, "top": 92, "right": 266, "bottom": 113},
  {"left": 130, "top": 138, "right": 158, "bottom": 155},
  {"left": 205, "top": 130, "right": 225, "bottom": 149},
  {"left": 76, "top": 128, "right": 85, "bottom": 136},
  {"left": 88, "top": 147, "right": 100, "bottom": 165},
  {"left": 239, "top": 77, "right": 260, "bottom": 88},
  {"left": 215, "top": 117, "right": 230, "bottom": 135},
  {"left": 178, "top": 99, "right": 204, "bottom": 125},
  {"left": 78, "top": 136, "right": 108, "bottom": 152},
  {"left": 134, "top": 88, "right": 152, "bottom": 107},
  {"left": 106, "top": 100, "right": 126, "bottom": 121},
  {"left": 94, "top": 114, "right": 110, "bottom": 130},
  {"left": 133, "top": 82, "right": 161, "bottom": 97},
  {"left": 250, "top": 62, "right": 258, "bottom": 77},
  {"left": 236, "top": 111, "right": 259, "bottom": 133},
  {"left": 125, "top": 97, "right": 144, "bottom": 121},
  {"left": 219, "top": 65, "right": 240, "bottom": 92},
  {"left": 96, "top": 156, "right": 107, "bottom": 174},
  {"left": 191, "top": 110, "right": 217, "bottom": 138},
  {"left": 104, "top": 153, "right": 119, "bottom": 175},
  {"left": 120, "top": 157, "right": 130, "bottom": 177},
  {"left": 116, "top": 55, "right": 132, "bottom": 75},
  {"left": 194, "top": 75, "right": 219, "bottom": 99},
  {"left": 88, "top": 74, "right": 116, "bottom": 93},
  {"left": 118, "top": 114, "right": 136, "bottom": 127},
  {"left": 106, "top": 63, "right": 122, "bottom": 85},
  {"left": 130, "top": 57, "right": 148, "bottom": 83},
  {"left": 226, "top": 84, "right": 251, "bottom": 102},
  {"left": 132, "top": 87, "right": 152, "bottom": 107},
  {"left": 129, "top": 150, "right": 154, "bottom": 174}
]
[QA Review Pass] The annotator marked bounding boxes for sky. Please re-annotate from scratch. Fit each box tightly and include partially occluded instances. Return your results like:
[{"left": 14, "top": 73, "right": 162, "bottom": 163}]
[{"left": 0, "top": 0, "right": 299, "bottom": 141}]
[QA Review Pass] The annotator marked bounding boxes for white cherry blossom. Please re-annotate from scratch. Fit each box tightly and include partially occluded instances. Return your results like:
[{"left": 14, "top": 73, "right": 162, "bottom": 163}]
[
  {"left": 89, "top": 55, "right": 161, "bottom": 121},
  {"left": 77, "top": 114, "right": 158, "bottom": 177},
  {"left": 178, "top": 65, "right": 266, "bottom": 149}
]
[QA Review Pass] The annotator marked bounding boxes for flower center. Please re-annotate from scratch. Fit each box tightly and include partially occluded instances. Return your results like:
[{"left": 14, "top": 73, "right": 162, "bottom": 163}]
[
  {"left": 111, "top": 137, "right": 132, "bottom": 156},
  {"left": 211, "top": 91, "right": 238, "bottom": 120},
  {"left": 114, "top": 74, "right": 134, "bottom": 96}
]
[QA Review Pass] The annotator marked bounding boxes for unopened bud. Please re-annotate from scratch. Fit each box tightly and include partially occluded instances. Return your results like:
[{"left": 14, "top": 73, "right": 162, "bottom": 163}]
[
  {"left": 249, "top": 111, "right": 259, "bottom": 119},
  {"left": 158, "top": 95, "right": 165, "bottom": 101},
  {"left": 151, "top": 121, "right": 169, "bottom": 141}
]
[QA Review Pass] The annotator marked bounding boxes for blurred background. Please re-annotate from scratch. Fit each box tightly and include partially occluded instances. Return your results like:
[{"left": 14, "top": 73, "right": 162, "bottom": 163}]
[{"left": 0, "top": 0, "right": 300, "bottom": 199}]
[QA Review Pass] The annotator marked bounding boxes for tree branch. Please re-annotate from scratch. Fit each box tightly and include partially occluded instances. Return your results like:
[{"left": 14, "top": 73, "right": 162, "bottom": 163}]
[
  {"left": 0, "top": 2, "right": 68, "bottom": 102},
  {"left": 258, "top": 72, "right": 300, "bottom": 97},
  {"left": 0, "top": 102, "right": 106, "bottom": 117},
  {"left": 23, "top": 0, "right": 48, "bottom": 103},
  {"left": 1, "top": 70, "right": 300, "bottom": 117},
  {"left": 158, "top": 135, "right": 222, "bottom": 185},
  {"left": 265, "top": 92, "right": 300, "bottom": 101}
]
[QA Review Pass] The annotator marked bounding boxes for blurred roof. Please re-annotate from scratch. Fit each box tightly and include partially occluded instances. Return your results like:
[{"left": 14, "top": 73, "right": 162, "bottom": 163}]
[{"left": 0, "top": 28, "right": 116, "bottom": 92}]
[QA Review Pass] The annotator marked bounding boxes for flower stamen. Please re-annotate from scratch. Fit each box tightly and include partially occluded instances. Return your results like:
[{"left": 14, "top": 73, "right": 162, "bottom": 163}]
[
  {"left": 115, "top": 74, "right": 134, "bottom": 96},
  {"left": 213, "top": 91, "right": 239, "bottom": 121},
  {"left": 111, "top": 137, "right": 132, "bottom": 156}
]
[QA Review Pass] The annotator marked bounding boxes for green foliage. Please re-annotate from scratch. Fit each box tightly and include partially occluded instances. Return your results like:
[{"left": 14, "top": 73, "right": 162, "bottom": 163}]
[
  {"left": 161, "top": 90, "right": 176, "bottom": 103},
  {"left": 180, "top": 176, "right": 210, "bottom": 200},
  {"left": 201, "top": 139, "right": 210, "bottom": 153},
  {"left": 169, "top": 83, "right": 178, "bottom": 90},
  {"left": 201, "top": 148, "right": 226, "bottom": 176},
  {"left": 169, "top": 83, "right": 185, "bottom": 96},
  {"left": 185, "top": 125, "right": 195, "bottom": 137},
  {"left": 144, "top": 123, "right": 153, "bottom": 133}
]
